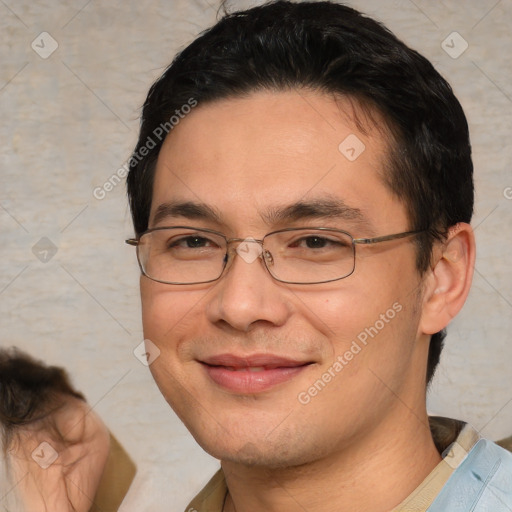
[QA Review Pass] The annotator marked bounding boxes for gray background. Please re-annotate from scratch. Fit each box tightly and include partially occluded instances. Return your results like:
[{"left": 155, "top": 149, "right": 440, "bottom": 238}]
[{"left": 0, "top": 1, "right": 511, "bottom": 510}]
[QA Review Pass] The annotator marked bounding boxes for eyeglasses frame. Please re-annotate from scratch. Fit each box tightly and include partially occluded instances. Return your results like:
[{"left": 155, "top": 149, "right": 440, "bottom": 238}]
[{"left": 125, "top": 225, "right": 426, "bottom": 285}]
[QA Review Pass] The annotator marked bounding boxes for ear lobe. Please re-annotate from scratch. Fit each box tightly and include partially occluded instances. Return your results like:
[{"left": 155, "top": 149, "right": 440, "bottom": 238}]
[{"left": 419, "top": 223, "right": 475, "bottom": 335}]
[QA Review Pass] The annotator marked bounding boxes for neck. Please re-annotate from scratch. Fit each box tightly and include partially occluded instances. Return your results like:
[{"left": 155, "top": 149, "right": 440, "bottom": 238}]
[{"left": 221, "top": 410, "right": 441, "bottom": 512}]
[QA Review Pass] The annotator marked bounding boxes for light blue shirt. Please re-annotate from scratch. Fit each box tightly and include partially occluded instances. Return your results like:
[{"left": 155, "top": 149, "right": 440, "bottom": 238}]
[{"left": 429, "top": 439, "right": 512, "bottom": 511}]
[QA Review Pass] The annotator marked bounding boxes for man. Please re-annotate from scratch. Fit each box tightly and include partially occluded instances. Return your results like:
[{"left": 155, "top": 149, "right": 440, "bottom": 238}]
[{"left": 125, "top": 1, "right": 512, "bottom": 510}]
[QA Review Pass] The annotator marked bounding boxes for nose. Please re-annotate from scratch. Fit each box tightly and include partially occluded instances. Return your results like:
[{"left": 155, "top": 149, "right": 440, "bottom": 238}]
[{"left": 205, "top": 240, "right": 291, "bottom": 332}]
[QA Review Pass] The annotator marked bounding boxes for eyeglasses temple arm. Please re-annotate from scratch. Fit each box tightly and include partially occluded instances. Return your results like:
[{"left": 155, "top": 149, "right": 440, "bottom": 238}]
[{"left": 353, "top": 229, "right": 425, "bottom": 245}]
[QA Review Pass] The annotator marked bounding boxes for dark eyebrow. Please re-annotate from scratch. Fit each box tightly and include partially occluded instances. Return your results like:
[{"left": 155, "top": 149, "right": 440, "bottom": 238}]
[
  {"left": 263, "top": 198, "right": 374, "bottom": 232},
  {"left": 151, "top": 200, "right": 223, "bottom": 227},
  {"left": 151, "top": 197, "right": 374, "bottom": 233},
  {"left": 265, "top": 198, "right": 363, "bottom": 222}
]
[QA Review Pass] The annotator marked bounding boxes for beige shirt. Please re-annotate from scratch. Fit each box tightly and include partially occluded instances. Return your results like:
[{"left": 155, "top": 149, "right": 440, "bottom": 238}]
[
  {"left": 184, "top": 417, "right": 481, "bottom": 512},
  {"left": 90, "top": 433, "right": 137, "bottom": 512}
]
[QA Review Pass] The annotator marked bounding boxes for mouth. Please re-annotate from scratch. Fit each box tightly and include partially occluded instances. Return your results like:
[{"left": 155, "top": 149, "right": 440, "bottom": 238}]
[{"left": 199, "top": 354, "right": 314, "bottom": 394}]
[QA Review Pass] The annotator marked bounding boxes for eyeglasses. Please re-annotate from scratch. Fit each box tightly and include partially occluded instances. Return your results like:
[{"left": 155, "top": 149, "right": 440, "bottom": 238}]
[{"left": 126, "top": 226, "right": 425, "bottom": 285}]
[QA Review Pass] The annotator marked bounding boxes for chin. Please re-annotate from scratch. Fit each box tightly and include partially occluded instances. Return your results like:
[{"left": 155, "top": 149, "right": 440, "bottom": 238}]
[{"left": 189, "top": 421, "right": 318, "bottom": 469}]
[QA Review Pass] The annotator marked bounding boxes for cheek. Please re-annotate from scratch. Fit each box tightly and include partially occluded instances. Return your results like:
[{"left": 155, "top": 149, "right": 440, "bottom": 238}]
[
  {"left": 140, "top": 280, "right": 208, "bottom": 354},
  {"left": 297, "top": 280, "right": 390, "bottom": 339},
  {"left": 141, "top": 284, "right": 204, "bottom": 402},
  {"left": 141, "top": 280, "right": 186, "bottom": 334},
  {"left": 298, "top": 261, "right": 417, "bottom": 363}
]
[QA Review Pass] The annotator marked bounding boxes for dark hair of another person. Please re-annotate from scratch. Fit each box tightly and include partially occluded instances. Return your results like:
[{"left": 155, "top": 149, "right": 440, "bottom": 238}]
[
  {"left": 126, "top": 0, "right": 474, "bottom": 385},
  {"left": 0, "top": 348, "right": 84, "bottom": 450}
]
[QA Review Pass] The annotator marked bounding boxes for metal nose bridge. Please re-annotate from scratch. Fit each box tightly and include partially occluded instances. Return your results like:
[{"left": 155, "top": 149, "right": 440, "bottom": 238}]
[
  {"left": 224, "top": 237, "right": 273, "bottom": 268},
  {"left": 226, "top": 237, "right": 264, "bottom": 245}
]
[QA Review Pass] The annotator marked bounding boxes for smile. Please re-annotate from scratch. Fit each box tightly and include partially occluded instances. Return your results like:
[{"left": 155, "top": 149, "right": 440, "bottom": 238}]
[{"left": 199, "top": 354, "right": 313, "bottom": 394}]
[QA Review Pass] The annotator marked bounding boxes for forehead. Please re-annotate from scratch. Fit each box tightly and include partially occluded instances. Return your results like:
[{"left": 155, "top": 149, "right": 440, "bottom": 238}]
[{"left": 151, "top": 90, "right": 406, "bottom": 233}]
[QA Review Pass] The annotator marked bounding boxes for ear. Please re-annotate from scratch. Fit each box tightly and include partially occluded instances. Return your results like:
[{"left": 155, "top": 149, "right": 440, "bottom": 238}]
[{"left": 419, "top": 223, "right": 475, "bottom": 335}]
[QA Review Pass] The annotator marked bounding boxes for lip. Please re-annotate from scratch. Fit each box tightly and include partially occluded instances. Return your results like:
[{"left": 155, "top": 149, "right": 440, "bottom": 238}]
[{"left": 199, "top": 353, "right": 313, "bottom": 394}]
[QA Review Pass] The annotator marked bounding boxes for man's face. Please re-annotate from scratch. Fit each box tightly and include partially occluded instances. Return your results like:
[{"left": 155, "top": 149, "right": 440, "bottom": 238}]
[{"left": 141, "top": 90, "right": 428, "bottom": 467}]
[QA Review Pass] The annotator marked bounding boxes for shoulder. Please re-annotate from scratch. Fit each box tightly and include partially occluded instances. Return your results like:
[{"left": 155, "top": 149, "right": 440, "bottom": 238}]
[{"left": 429, "top": 439, "right": 512, "bottom": 511}]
